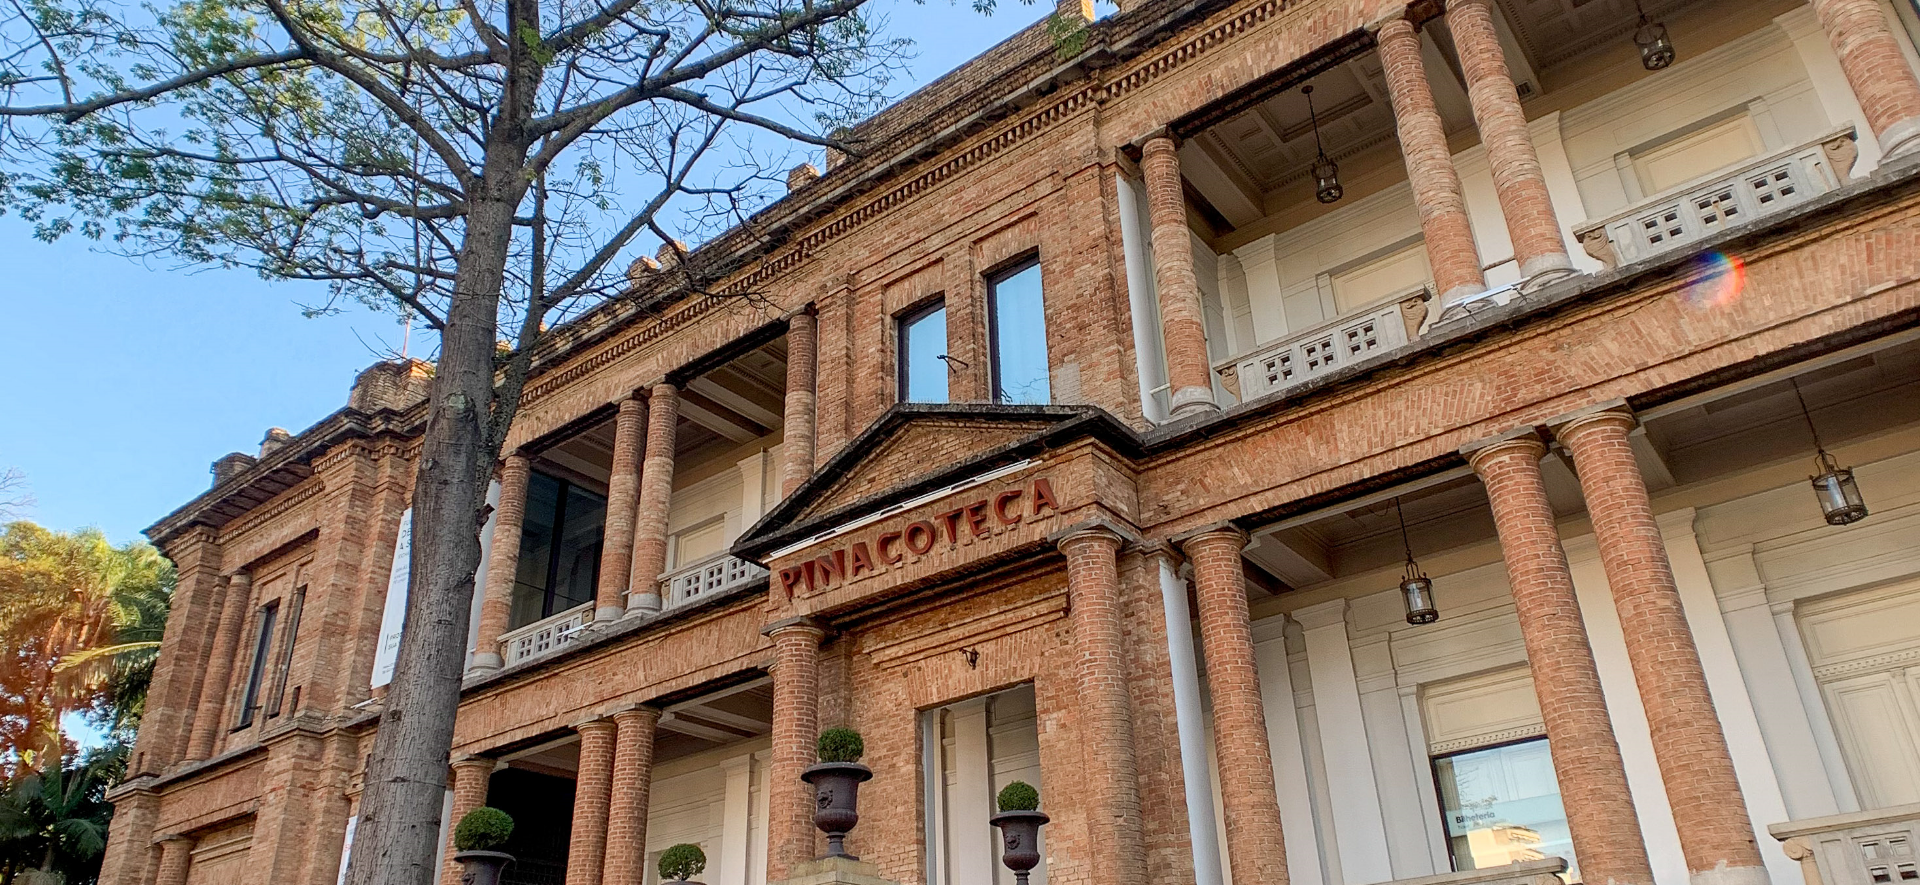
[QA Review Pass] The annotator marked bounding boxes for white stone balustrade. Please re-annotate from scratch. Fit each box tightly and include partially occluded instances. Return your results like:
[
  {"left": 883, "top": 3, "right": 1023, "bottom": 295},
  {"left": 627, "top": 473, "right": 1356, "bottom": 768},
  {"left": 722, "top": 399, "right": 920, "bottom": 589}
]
[
  {"left": 1217, "top": 288, "right": 1430, "bottom": 402},
  {"left": 1772, "top": 804, "right": 1920, "bottom": 885},
  {"left": 662, "top": 553, "right": 767, "bottom": 608},
  {"left": 1576, "top": 126, "right": 1858, "bottom": 268},
  {"left": 498, "top": 603, "right": 592, "bottom": 667}
]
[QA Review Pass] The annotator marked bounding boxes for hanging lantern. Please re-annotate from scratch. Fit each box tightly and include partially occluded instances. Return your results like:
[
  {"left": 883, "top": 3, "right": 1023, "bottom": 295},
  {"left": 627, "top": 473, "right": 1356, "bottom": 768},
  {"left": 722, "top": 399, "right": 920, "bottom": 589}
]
[
  {"left": 1634, "top": 2, "right": 1675, "bottom": 71},
  {"left": 1394, "top": 499, "right": 1438, "bottom": 625},
  {"left": 1303, "top": 85, "right": 1343, "bottom": 204},
  {"left": 1794, "top": 378, "right": 1869, "bottom": 526},
  {"left": 1810, "top": 450, "right": 1869, "bottom": 526}
]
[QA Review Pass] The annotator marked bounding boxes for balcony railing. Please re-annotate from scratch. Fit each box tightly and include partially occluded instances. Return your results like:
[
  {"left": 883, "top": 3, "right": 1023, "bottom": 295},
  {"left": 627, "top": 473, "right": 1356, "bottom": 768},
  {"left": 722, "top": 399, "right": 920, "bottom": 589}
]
[
  {"left": 1576, "top": 126, "right": 1858, "bottom": 268},
  {"left": 499, "top": 603, "right": 591, "bottom": 667},
  {"left": 1772, "top": 804, "right": 1920, "bottom": 885},
  {"left": 1217, "top": 288, "right": 1431, "bottom": 402},
  {"left": 1382, "top": 858, "right": 1567, "bottom": 885},
  {"left": 662, "top": 553, "right": 767, "bottom": 608}
]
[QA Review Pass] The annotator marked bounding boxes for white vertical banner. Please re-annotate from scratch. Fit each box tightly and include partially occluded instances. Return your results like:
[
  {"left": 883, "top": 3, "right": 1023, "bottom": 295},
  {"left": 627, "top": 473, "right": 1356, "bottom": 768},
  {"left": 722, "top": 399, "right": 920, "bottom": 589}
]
[
  {"left": 336, "top": 816, "right": 358, "bottom": 885},
  {"left": 372, "top": 509, "right": 413, "bottom": 689},
  {"left": 372, "top": 479, "right": 499, "bottom": 689}
]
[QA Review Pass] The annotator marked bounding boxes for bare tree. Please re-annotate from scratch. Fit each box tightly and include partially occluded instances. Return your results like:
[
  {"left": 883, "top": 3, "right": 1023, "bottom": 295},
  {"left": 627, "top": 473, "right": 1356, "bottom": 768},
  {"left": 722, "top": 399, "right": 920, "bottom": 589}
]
[
  {"left": 0, "top": 0, "right": 904, "bottom": 880},
  {"left": 0, "top": 467, "right": 29, "bottom": 521}
]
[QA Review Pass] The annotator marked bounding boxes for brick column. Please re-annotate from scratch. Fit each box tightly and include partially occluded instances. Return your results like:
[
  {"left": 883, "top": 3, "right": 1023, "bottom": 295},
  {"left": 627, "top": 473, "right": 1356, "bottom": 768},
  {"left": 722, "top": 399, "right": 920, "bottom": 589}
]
[
  {"left": 566, "top": 719, "right": 618, "bottom": 885},
  {"left": 1812, "top": 0, "right": 1920, "bottom": 158},
  {"left": 152, "top": 835, "right": 193, "bottom": 885},
  {"left": 1378, "top": 12, "right": 1487, "bottom": 303},
  {"left": 765, "top": 619, "right": 825, "bottom": 880},
  {"left": 1181, "top": 527, "right": 1289, "bottom": 885},
  {"left": 1467, "top": 435, "right": 1654, "bottom": 885},
  {"left": 602, "top": 706, "right": 660, "bottom": 885},
  {"left": 441, "top": 756, "right": 495, "bottom": 885},
  {"left": 597, "top": 397, "right": 647, "bottom": 623},
  {"left": 627, "top": 383, "right": 678, "bottom": 615},
  {"left": 1058, "top": 527, "right": 1147, "bottom": 884},
  {"left": 1449, "top": 0, "right": 1573, "bottom": 282},
  {"left": 1142, "top": 134, "right": 1219, "bottom": 418},
  {"left": 472, "top": 453, "right": 531, "bottom": 671},
  {"left": 184, "top": 570, "right": 252, "bottom": 761},
  {"left": 1555, "top": 408, "right": 1767, "bottom": 885},
  {"left": 781, "top": 312, "right": 819, "bottom": 498}
]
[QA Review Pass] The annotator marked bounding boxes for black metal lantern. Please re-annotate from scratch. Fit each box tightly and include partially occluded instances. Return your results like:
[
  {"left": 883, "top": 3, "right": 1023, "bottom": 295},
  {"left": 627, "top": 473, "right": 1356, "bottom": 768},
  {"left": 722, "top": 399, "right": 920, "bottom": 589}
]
[
  {"left": 1793, "top": 378, "right": 1869, "bottom": 526},
  {"left": 1634, "top": 2, "right": 1675, "bottom": 71},
  {"left": 1304, "top": 85, "right": 1343, "bottom": 204},
  {"left": 1395, "top": 499, "right": 1438, "bottom": 625}
]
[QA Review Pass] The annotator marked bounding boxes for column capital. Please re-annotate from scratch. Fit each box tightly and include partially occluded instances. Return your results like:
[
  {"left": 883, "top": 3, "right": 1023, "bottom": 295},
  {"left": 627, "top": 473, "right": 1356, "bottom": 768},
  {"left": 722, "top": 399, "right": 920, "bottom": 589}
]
[
  {"left": 572, "top": 716, "right": 618, "bottom": 735},
  {"left": 450, "top": 754, "right": 496, "bottom": 773},
  {"left": 156, "top": 833, "right": 195, "bottom": 845},
  {"left": 1132, "top": 126, "right": 1177, "bottom": 151},
  {"left": 1463, "top": 427, "right": 1549, "bottom": 470},
  {"left": 610, "top": 704, "right": 662, "bottom": 724},
  {"left": 1548, "top": 399, "right": 1636, "bottom": 439},
  {"left": 1290, "top": 597, "right": 1350, "bottom": 632},
  {"left": 762, "top": 615, "right": 829, "bottom": 642},
  {"left": 1052, "top": 518, "right": 1136, "bottom": 551},
  {"left": 1175, "top": 522, "right": 1249, "bottom": 553},
  {"left": 1366, "top": 4, "right": 1407, "bottom": 33}
]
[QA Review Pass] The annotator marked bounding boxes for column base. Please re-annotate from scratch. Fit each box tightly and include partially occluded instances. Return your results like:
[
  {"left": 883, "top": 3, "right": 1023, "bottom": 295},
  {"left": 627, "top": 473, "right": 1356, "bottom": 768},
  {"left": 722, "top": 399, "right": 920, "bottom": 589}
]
[
  {"left": 594, "top": 605, "right": 625, "bottom": 623},
  {"left": 1689, "top": 864, "right": 1770, "bottom": 885},
  {"left": 1880, "top": 116, "right": 1920, "bottom": 160},
  {"left": 1168, "top": 385, "right": 1220, "bottom": 419},
  {"left": 624, "top": 595, "right": 662, "bottom": 617},
  {"left": 467, "top": 653, "right": 503, "bottom": 674},
  {"left": 772, "top": 858, "right": 901, "bottom": 885}
]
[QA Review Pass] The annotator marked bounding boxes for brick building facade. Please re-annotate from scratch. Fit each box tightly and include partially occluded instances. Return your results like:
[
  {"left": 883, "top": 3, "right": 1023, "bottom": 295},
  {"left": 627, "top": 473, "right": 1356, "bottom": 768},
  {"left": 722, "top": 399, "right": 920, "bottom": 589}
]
[{"left": 101, "top": 0, "right": 1920, "bottom": 884}]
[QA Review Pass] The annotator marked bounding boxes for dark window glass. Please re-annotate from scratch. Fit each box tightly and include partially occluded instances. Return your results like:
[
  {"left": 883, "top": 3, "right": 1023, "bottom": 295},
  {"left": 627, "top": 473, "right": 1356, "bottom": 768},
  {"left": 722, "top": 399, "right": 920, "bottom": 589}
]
[
  {"left": 898, "top": 301, "right": 949, "bottom": 403},
  {"left": 511, "top": 472, "right": 605, "bottom": 628},
  {"left": 1433, "top": 738, "right": 1578, "bottom": 881},
  {"left": 265, "top": 586, "right": 305, "bottom": 718},
  {"left": 237, "top": 600, "right": 279, "bottom": 728},
  {"left": 988, "top": 260, "right": 1050, "bottom": 405}
]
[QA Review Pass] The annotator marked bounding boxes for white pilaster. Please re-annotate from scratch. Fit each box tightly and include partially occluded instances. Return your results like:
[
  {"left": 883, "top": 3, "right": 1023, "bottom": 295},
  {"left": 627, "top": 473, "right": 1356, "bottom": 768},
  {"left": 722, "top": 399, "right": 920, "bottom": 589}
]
[
  {"left": 1771, "top": 598, "right": 1862, "bottom": 813},
  {"left": 1779, "top": 6, "right": 1881, "bottom": 174},
  {"left": 1293, "top": 599, "right": 1393, "bottom": 885},
  {"left": 737, "top": 449, "right": 771, "bottom": 531},
  {"left": 1164, "top": 560, "right": 1226, "bottom": 885},
  {"left": 1232, "top": 236, "right": 1290, "bottom": 343},
  {"left": 1526, "top": 111, "right": 1597, "bottom": 272},
  {"left": 1705, "top": 545, "right": 1844, "bottom": 820},
  {"left": 718, "top": 754, "right": 754, "bottom": 885},
  {"left": 944, "top": 698, "right": 995, "bottom": 885},
  {"left": 1658, "top": 510, "right": 1800, "bottom": 885},
  {"left": 1396, "top": 684, "right": 1450, "bottom": 871},
  {"left": 1252, "top": 614, "right": 1325, "bottom": 885}
]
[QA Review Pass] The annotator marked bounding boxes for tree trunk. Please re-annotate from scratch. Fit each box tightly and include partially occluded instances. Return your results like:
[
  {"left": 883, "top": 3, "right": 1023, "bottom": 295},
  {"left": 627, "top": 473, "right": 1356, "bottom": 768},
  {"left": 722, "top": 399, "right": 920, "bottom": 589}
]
[{"left": 340, "top": 186, "right": 521, "bottom": 885}]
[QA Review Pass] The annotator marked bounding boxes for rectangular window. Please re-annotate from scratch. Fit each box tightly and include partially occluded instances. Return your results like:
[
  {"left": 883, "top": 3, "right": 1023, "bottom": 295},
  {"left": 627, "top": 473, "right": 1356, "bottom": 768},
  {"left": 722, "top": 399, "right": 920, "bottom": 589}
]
[
  {"left": 987, "top": 260, "right": 1050, "bottom": 405},
  {"left": 236, "top": 600, "right": 279, "bottom": 728},
  {"left": 898, "top": 300, "right": 949, "bottom": 403},
  {"left": 512, "top": 472, "right": 606, "bottom": 629},
  {"left": 1433, "top": 738, "right": 1577, "bottom": 879},
  {"left": 266, "top": 585, "right": 305, "bottom": 718},
  {"left": 924, "top": 684, "right": 1044, "bottom": 885}
]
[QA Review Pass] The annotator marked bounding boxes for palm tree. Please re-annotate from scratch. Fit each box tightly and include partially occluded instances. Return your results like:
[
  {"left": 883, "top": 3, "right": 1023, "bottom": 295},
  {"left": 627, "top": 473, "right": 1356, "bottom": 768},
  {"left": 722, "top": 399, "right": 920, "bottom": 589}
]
[
  {"left": 0, "top": 522, "right": 174, "bottom": 774},
  {"left": 0, "top": 746, "right": 120, "bottom": 885}
]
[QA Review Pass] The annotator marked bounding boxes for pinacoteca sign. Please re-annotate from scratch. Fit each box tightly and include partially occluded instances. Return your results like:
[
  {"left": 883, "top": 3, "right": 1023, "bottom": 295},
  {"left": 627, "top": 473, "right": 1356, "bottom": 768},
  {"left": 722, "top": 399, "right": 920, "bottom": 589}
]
[{"left": 777, "top": 475, "right": 1060, "bottom": 597}]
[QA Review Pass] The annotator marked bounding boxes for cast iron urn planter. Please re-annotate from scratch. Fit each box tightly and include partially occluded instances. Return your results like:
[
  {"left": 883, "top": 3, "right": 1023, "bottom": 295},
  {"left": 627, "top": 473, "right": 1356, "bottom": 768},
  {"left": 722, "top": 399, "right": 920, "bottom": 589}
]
[
  {"left": 990, "top": 810, "right": 1049, "bottom": 884},
  {"left": 453, "top": 850, "right": 514, "bottom": 885},
  {"left": 800, "top": 760, "right": 873, "bottom": 859}
]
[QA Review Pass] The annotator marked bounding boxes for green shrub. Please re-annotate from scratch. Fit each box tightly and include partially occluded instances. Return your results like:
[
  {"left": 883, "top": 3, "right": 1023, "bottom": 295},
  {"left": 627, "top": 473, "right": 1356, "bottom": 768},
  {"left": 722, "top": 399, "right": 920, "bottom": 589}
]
[
  {"left": 997, "top": 781, "right": 1040, "bottom": 813},
  {"left": 658, "top": 843, "right": 707, "bottom": 881},
  {"left": 817, "top": 727, "right": 864, "bottom": 763},
  {"left": 453, "top": 807, "right": 514, "bottom": 852}
]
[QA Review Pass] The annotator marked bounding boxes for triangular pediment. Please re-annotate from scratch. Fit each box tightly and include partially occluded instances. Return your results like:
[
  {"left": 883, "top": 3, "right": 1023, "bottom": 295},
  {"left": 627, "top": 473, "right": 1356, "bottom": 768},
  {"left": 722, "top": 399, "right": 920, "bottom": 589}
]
[{"left": 736, "top": 403, "right": 1134, "bottom": 558}]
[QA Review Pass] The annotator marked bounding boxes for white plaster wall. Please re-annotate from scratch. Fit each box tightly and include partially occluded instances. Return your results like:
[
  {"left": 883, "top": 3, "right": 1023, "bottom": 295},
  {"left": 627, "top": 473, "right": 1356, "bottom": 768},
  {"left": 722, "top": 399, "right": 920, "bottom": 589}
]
[{"left": 644, "top": 740, "right": 770, "bottom": 885}]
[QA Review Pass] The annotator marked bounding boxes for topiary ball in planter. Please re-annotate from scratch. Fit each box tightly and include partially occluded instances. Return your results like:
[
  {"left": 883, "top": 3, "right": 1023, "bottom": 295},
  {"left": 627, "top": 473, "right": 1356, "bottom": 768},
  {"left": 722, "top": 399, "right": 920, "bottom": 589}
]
[
  {"left": 990, "top": 782, "right": 1049, "bottom": 884},
  {"left": 453, "top": 807, "right": 516, "bottom": 885},
  {"left": 816, "top": 727, "right": 864, "bottom": 763},
  {"left": 801, "top": 727, "right": 873, "bottom": 860},
  {"left": 658, "top": 843, "right": 707, "bottom": 883}
]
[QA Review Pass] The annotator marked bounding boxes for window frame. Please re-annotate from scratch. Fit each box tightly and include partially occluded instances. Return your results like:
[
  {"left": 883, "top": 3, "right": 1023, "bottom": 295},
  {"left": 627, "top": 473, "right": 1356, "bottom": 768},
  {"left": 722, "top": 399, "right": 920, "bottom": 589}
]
[
  {"left": 1428, "top": 734, "right": 1573, "bottom": 878},
  {"left": 265, "top": 584, "right": 306, "bottom": 719},
  {"left": 513, "top": 470, "right": 607, "bottom": 627},
  {"left": 984, "top": 255, "right": 1047, "bottom": 405},
  {"left": 896, "top": 297, "right": 948, "bottom": 404},
  {"left": 236, "top": 599, "right": 280, "bottom": 729}
]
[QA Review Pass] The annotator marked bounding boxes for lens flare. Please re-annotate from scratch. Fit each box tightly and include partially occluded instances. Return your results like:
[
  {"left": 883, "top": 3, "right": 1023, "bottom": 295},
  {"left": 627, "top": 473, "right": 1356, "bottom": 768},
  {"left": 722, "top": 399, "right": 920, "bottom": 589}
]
[{"left": 1682, "top": 251, "right": 1747, "bottom": 310}]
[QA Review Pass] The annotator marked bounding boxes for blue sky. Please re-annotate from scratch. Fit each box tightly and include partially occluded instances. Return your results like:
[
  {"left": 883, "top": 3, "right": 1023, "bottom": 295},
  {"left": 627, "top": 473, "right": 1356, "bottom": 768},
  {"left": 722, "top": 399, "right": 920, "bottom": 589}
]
[{"left": 0, "top": 0, "right": 1045, "bottom": 545}]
